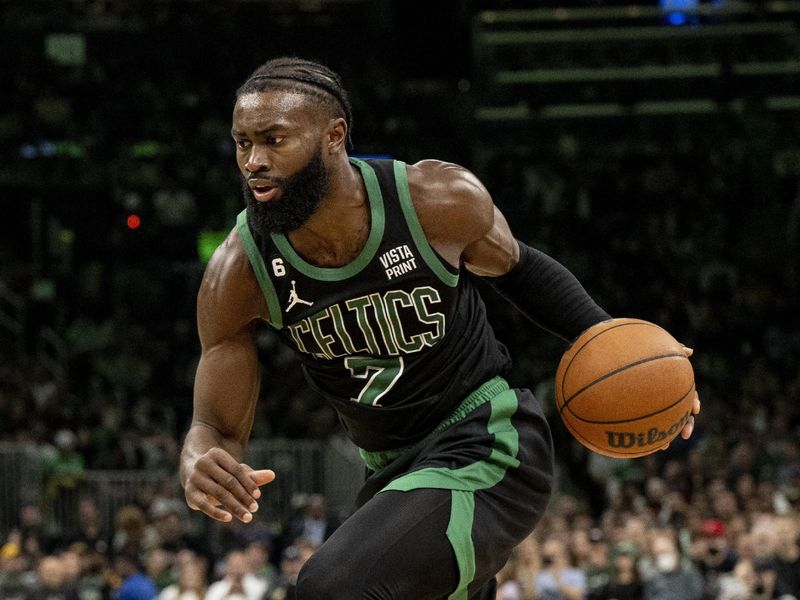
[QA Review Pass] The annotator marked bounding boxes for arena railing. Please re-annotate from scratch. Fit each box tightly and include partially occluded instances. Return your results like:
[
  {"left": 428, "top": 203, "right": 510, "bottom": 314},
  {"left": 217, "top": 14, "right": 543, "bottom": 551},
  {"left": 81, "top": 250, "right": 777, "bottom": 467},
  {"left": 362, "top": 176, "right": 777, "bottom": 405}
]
[{"left": 0, "top": 438, "right": 362, "bottom": 539}]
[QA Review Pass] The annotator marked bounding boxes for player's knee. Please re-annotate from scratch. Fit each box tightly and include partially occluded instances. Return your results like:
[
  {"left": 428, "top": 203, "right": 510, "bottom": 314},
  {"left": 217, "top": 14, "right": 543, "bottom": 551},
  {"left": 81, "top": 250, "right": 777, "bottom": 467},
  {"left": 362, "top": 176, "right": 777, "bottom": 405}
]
[{"left": 297, "top": 553, "right": 396, "bottom": 600}]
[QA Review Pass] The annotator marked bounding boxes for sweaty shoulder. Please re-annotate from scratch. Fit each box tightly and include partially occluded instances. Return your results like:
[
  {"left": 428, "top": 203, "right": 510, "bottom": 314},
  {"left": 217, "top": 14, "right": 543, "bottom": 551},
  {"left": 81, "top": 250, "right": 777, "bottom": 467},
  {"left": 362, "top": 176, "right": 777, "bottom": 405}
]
[
  {"left": 197, "top": 227, "right": 268, "bottom": 348},
  {"left": 404, "top": 160, "right": 494, "bottom": 267}
]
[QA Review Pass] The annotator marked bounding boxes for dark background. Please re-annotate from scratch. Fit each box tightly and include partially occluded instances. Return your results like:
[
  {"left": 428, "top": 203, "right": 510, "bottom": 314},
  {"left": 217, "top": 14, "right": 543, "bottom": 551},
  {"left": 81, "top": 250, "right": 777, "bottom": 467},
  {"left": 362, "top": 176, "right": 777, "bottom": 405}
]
[{"left": 1, "top": 0, "right": 799, "bottom": 515}]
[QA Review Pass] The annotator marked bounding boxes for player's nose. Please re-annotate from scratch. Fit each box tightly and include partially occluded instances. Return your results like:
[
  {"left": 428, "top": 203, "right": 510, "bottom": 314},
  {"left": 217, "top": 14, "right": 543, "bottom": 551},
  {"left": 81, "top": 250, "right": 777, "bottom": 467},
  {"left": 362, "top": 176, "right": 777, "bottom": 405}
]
[{"left": 245, "top": 145, "right": 271, "bottom": 173}]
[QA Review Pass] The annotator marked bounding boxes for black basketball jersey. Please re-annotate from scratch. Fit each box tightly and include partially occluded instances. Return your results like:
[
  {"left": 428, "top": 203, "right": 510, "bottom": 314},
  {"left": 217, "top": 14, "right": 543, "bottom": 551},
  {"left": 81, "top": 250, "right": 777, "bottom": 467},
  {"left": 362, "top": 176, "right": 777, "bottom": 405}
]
[{"left": 237, "top": 158, "right": 511, "bottom": 451}]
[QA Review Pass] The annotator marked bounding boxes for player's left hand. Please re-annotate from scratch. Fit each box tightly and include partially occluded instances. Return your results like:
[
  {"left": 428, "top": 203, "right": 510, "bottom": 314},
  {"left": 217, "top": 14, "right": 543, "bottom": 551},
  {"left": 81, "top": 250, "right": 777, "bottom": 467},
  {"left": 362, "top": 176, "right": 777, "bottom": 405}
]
[{"left": 661, "top": 346, "right": 700, "bottom": 451}]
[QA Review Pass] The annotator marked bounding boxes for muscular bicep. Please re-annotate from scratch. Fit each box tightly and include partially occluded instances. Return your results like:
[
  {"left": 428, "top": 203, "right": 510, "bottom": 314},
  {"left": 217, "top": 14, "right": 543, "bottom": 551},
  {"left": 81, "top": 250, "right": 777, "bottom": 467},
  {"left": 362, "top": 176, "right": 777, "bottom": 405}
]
[
  {"left": 193, "top": 326, "right": 260, "bottom": 450},
  {"left": 192, "top": 228, "right": 268, "bottom": 452},
  {"left": 462, "top": 206, "right": 520, "bottom": 277}
]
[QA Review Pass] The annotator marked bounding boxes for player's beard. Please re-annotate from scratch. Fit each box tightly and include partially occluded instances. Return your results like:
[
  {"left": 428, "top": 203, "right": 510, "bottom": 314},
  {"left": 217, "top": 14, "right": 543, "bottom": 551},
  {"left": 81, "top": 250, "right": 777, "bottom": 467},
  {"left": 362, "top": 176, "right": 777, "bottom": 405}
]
[{"left": 241, "top": 145, "right": 330, "bottom": 235}]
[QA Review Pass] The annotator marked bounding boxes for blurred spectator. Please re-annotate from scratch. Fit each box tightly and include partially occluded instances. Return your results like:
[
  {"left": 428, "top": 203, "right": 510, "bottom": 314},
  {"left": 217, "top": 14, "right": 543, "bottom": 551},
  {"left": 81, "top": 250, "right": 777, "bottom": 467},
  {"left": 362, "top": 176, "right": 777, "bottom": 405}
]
[
  {"left": 157, "top": 555, "right": 206, "bottom": 600},
  {"left": 570, "top": 529, "right": 593, "bottom": 571},
  {"left": 112, "top": 552, "right": 158, "bottom": 600},
  {"left": 643, "top": 530, "right": 703, "bottom": 600},
  {"left": 716, "top": 558, "right": 774, "bottom": 600},
  {"left": 42, "top": 429, "right": 85, "bottom": 503},
  {"left": 588, "top": 542, "right": 642, "bottom": 600},
  {"left": 618, "top": 517, "right": 650, "bottom": 560},
  {"left": 205, "top": 550, "right": 266, "bottom": 600},
  {"left": 16, "top": 502, "right": 51, "bottom": 557},
  {"left": 582, "top": 529, "right": 611, "bottom": 596},
  {"left": 281, "top": 494, "right": 338, "bottom": 550},
  {"left": 266, "top": 541, "right": 315, "bottom": 600},
  {"left": 41, "top": 429, "right": 86, "bottom": 543},
  {"left": 172, "top": 550, "right": 202, "bottom": 578},
  {"left": 770, "top": 515, "right": 800, "bottom": 598},
  {"left": 113, "top": 505, "right": 152, "bottom": 556},
  {"left": 0, "top": 540, "right": 35, "bottom": 600},
  {"left": 25, "top": 554, "right": 79, "bottom": 600},
  {"left": 145, "top": 548, "right": 174, "bottom": 591},
  {"left": 74, "top": 549, "right": 108, "bottom": 600},
  {"left": 750, "top": 515, "right": 778, "bottom": 576},
  {"left": 145, "top": 499, "right": 199, "bottom": 554},
  {"left": 690, "top": 518, "right": 737, "bottom": 598},
  {"left": 244, "top": 538, "right": 278, "bottom": 592},
  {"left": 497, "top": 556, "right": 523, "bottom": 600},
  {"left": 71, "top": 497, "right": 109, "bottom": 555},
  {"left": 59, "top": 548, "right": 83, "bottom": 591},
  {"left": 535, "top": 536, "right": 587, "bottom": 600},
  {"left": 512, "top": 534, "right": 540, "bottom": 600}
]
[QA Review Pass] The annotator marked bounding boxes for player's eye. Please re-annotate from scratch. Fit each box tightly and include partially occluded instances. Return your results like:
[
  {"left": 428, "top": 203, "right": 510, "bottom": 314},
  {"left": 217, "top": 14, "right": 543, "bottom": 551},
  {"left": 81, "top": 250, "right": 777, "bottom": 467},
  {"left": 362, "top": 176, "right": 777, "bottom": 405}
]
[
  {"left": 265, "top": 136, "right": 283, "bottom": 146},
  {"left": 235, "top": 139, "right": 251, "bottom": 150}
]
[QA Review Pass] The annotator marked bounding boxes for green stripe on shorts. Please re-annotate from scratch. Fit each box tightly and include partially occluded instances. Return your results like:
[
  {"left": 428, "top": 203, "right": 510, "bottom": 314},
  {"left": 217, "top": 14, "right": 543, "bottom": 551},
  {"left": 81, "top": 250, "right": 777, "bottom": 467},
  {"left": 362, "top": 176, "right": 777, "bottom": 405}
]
[
  {"left": 446, "top": 491, "right": 476, "bottom": 600},
  {"left": 379, "top": 388, "right": 521, "bottom": 599},
  {"left": 380, "top": 389, "right": 520, "bottom": 493}
]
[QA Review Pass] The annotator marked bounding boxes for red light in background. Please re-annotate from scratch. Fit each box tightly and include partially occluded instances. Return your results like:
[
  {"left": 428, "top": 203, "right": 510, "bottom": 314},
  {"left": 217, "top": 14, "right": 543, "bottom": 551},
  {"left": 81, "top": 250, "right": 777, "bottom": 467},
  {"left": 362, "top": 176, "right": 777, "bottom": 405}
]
[{"left": 127, "top": 214, "right": 141, "bottom": 230}]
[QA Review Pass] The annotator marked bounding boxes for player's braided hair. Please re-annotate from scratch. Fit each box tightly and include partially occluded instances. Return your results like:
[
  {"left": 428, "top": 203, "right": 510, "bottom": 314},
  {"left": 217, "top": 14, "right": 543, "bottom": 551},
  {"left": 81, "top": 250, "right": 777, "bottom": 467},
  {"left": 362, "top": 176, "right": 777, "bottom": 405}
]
[{"left": 237, "top": 57, "right": 353, "bottom": 148}]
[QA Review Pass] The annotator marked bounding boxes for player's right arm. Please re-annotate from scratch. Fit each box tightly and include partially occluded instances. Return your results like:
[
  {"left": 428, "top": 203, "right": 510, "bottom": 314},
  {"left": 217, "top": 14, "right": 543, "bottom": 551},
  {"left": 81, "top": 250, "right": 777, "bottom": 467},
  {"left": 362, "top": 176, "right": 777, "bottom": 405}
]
[{"left": 180, "top": 228, "right": 275, "bottom": 524}]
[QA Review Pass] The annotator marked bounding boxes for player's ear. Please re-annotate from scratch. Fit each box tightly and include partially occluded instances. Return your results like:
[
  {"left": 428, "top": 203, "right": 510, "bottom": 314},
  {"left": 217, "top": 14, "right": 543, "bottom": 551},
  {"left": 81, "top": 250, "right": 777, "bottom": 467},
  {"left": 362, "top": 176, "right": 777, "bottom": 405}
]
[{"left": 326, "top": 118, "right": 347, "bottom": 154}]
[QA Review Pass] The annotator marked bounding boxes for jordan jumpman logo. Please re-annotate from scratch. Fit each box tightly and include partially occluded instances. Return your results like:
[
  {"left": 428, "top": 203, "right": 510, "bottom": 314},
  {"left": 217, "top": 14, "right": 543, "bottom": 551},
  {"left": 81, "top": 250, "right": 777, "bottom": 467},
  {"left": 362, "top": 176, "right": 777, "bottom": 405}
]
[{"left": 286, "top": 280, "right": 314, "bottom": 312}]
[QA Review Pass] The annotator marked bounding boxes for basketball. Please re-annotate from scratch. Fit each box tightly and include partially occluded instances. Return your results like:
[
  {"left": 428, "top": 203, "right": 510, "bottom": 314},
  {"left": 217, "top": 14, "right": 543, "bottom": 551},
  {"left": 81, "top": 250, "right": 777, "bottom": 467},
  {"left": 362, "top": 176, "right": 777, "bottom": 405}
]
[{"left": 554, "top": 318, "right": 695, "bottom": 458}]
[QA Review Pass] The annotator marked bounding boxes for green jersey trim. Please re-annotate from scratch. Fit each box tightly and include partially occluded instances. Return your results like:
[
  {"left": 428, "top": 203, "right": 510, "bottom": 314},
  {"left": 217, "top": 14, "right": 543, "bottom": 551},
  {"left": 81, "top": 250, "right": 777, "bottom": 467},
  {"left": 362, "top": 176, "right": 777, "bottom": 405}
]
[
  {"left": 236, "top": 210, "right": 284, "bottom": 329},
  {"left": 393, "top": 160, "right": 460, "bottom": 288},
  {"left": 269, "top": 157, "right": 385, "bottom": 281}
]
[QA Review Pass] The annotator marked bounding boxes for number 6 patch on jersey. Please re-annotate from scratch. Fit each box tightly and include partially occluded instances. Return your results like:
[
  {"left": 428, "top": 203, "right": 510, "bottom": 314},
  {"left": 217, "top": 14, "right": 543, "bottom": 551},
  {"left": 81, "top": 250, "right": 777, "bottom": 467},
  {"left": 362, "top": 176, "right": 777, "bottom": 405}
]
[{"left": 271, "top": 258, "right": 286, "bottom": 277}]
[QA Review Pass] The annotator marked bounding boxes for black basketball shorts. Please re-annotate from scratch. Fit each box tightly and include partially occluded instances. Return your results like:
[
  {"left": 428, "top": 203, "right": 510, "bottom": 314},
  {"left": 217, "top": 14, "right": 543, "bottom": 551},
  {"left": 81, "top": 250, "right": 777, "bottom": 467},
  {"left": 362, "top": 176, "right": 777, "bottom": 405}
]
[{"left": 295, "top": 376, "right": 555, "bottom": 600}]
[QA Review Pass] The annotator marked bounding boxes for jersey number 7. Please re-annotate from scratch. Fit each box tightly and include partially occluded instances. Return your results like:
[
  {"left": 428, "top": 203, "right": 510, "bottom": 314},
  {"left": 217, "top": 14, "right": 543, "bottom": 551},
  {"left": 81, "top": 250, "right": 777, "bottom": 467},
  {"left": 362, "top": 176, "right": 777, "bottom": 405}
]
[{"left": 344, "top": 356, "right": 404, "bottom": 406}]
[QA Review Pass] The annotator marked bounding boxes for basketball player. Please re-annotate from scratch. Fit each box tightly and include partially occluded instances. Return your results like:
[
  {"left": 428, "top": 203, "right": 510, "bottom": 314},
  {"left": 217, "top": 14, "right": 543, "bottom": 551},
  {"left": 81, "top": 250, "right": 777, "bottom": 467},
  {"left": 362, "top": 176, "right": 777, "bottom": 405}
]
[{"left": 179, "top": 58, "right": 700, "bottom": 599}]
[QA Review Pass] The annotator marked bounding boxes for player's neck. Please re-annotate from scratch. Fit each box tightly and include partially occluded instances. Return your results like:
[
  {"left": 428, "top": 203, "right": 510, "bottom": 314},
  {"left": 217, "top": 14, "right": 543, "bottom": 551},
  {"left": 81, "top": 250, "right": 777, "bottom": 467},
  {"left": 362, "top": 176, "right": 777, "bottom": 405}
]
[{"left": 286, "top": 157, "right": 370, "bottom": 267}]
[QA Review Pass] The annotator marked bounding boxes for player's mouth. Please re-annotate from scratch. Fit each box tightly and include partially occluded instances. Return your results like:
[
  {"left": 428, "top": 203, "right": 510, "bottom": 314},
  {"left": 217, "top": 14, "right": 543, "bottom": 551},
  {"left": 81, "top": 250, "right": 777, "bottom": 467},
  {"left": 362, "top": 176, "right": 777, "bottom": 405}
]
[{"left": 248, "top": 179, "right": 280, "bottom": 202}]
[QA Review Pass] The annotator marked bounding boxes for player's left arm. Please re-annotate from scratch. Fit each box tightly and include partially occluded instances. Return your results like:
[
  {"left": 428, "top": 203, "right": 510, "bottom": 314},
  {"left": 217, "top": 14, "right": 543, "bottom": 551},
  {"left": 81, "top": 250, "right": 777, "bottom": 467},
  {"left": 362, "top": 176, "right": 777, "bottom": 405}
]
[{"left": 408, "top": 160, "right": 699, "bottom": 441}]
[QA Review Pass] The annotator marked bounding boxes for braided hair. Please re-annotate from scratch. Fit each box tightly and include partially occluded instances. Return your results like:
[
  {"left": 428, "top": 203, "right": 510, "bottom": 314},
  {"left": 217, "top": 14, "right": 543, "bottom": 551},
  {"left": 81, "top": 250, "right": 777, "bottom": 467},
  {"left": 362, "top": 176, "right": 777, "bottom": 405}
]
[{"left": 237, "top": 57, "right": 354, "bottom": 148}]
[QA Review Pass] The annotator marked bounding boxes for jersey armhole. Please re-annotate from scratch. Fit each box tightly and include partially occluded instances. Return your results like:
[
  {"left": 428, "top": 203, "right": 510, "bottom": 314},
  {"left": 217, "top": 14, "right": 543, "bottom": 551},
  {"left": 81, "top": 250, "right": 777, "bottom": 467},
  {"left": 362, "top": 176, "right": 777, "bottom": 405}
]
[
  {"left": 236, "top": 210, "right": 284, "bottom": 329},
  {"left": 392, "top": 161, "right": 460, "bottom": 288}
]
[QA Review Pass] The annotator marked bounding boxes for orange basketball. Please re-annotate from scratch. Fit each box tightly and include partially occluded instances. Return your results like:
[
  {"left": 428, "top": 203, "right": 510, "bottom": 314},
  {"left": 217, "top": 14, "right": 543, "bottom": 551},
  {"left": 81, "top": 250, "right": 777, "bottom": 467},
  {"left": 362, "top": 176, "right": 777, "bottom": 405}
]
[{"left": 554, "top": 318, "right": 695, "bottom": 458}]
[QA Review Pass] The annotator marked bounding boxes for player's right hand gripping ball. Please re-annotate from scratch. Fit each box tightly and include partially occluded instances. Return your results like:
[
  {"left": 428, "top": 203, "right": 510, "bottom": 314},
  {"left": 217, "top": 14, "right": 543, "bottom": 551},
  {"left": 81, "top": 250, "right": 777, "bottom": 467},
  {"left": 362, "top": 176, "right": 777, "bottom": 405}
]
[{"left": 554, "top": 318, "right": 695, "bottom": 458}]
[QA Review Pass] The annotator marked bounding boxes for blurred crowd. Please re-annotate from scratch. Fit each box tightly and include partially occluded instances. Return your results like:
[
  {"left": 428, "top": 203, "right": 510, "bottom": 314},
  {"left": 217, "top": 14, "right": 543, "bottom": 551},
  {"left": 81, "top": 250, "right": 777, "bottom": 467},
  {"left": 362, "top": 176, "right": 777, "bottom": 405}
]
[
  {"left": 498, "top": 514, "right": 800, "bottom": 600},
  {"left": 2, "top": 454, "right": 799, "bottom": 599},
  {"left": 1, "top": 1, "right": 799, "bottom": 599},
  {"left": 0, "top": 492, "right": 339, "bottom": 600}
]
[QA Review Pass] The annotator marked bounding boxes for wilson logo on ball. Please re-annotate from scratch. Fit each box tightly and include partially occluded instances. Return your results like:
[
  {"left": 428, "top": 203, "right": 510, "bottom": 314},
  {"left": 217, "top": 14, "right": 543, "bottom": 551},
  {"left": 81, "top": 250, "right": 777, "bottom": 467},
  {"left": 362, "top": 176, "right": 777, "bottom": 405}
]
[
  {"left": 555, "top": 318, "right": 696, "bottom": 458},
  {"left": 605, "top": 411, "right": 692, "bottom": 449}
]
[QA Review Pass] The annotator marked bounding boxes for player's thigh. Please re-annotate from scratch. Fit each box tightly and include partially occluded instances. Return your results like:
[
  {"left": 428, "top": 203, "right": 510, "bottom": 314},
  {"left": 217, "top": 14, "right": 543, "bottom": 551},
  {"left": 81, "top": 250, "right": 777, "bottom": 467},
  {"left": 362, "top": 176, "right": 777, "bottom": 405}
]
[{"left": 295, "top": 488, "right": 458, "bottom": 600}]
